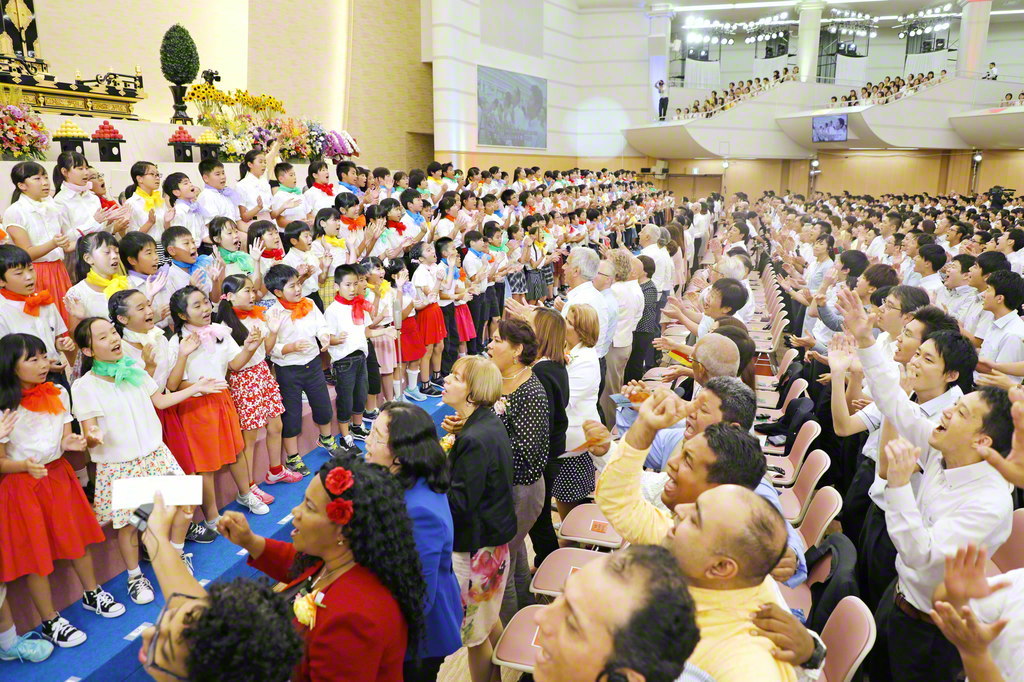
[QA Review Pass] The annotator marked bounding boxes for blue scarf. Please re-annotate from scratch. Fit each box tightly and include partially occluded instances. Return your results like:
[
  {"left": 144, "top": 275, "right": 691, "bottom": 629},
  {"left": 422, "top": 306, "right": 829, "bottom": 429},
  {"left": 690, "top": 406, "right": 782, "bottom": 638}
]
[
  {"left": 441, "top": 257, "right": 460, "bottom": 280},
  {"left": 339, "top": 182, "right": 362, "bottom": 197},
  {"left": 171, "top": 254, "right": 213, "bottom": 276},
  {"left": 407, "top": 210, "right": 425, "bottom": 226},
  {"left": 468, "top": 247, "right": 485, "bottom": 261}
]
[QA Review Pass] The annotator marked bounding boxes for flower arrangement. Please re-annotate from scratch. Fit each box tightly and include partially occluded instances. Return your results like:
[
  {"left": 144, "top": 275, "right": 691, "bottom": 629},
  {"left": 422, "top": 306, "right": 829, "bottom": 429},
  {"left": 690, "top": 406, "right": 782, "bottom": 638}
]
[
  {"left": 440, "top": 433, "right": 456, "bottom": 454},
  {"left": 305, "top": 119, "right": 326, "bottom": 160},
  {"left": 323, "top": 129, "right": 360, "bottom": 161},
  {"left": 0, "top": 104, "right": 50, "bottom": 160}
]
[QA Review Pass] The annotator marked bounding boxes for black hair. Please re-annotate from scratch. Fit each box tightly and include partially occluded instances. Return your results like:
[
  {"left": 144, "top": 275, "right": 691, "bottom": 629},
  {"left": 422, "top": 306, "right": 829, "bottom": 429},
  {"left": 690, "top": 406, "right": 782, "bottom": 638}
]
[
  {"left": 377, "top": 402, "right": 450, "bottom": 493},
  {"left": 839, "top": 249, "right": 869, "bottom": 281},
  {"left": 336, "top": 160, "right": 356, "bottom": 182},
  {"left": 312, "top": 207, "right": 341, "bottom": 239},
  {"left": 951, "top": 253, "right": 976, "bottom": 274},
  {"left": 0, "top": 244, "right": 33, "bottom": 282},
  {"left": 169, "top": 286, "right": 207, "bottom": 337},
  {"left": 986, "top": 270, "right": 1024, "bottom": 311},
  {"left": 182, "top": 577, "right": 304, "bottom": 682},
  {"left": 372, "top": 166, "right": 390, "bottom": 180},
  {"left": 1007, "top": 228, "right": 1024, "bottom": 252},
  {"left": 918, "top": 243, "right": 947, "bottom": 273},
  {"left": 436, "top": 195, "right": 457, "bottom": 220},
  {"left": 264, "top": 264, "right": 299, "bottom": 298},
  {"left": 426, "top": 161, "right": 442, "bottom": 176},
  {"left": 889, "top": 285, "right": 930, "bottom": 315},
  {"left": 273, "top": 162, "right": 293, "bottom": 180},
  {"left": 198, "top": 158, "right": 224, "bottom": 178},
  {"left": 126, "top": 160, "right": 157, "bottom": 200},
  {"left": 238, "top": 147, "right": 265, "bottom": 180},
  {"left": 207, "top": 216, "right": 238, "bottom": 249},
  {"left": 399, "top": 188, "right": 420, "bottom": 211},
  {"left": 598, "top": 545, "right": 698, "bottom": 682},
  {"left": 464, "top": 230, "right": 483, "bottom": 246},
  {"left": 497, "top": 318, "right": 539, "bottom": 365},
  {"left": 976, "top": 250, "right": 1010, "bottom": 275},
  {"left": 108, "top": 288, "right": 146, "bottom": 336},
  {"left": 862, "top": 263, "right": 899, "bottom": 290},
  {"left": 295, "top": 453, "right": 426, "bottom": 656},
  {"left": 921, "top": 330, "right": 978, "bottom": 394},
  {"left": 915, "top": 232, "right": 936, "bottom": 247},
  {"left": 408, "top": 170, "right": 426, "bottom": 189},
  {"left": 711, "top": 278, "right": 748, "bottom": 316},
  {"left": 10, "top": 160, "right": 47, "bottom": 202},
  {"left": 435, "top": 237, "right": 454, "bottom": 258},
  {"left": 161, "top": 224, "right": 194, "bottom": 254},
  {"left": 283, "top": 221, "right": 311, "bottom": 252},
  {"left": 704, "top": 376, "right": 757, "bottom": 430},
  {"left": 0, "top": 333, "right": 50, "bottom": 411},
  {"left": 334, "top": 191, "right": 360, "bottom": 213},
  {"left": 161, "top": 172, "right": 191, "bottom": 206},
  {"left": 118, "top": 232, "right": 159, "bottom": 274},
  {"left": 703, "top": 422, "right": 767, "bottom": 489},
  {"left": 75, "top": 231, "right": 119, "bottom": 282},
  {"left": 384, "top": 258, "right": 407, "bottom": 284},
  {"left": 72, "top": 315, "right": 110, "bottom": 374},
  {"left": 214, "top": 275, "right": 255, "bottom": 346},
  {"left": 247, "top": 220, "right": 278, "bottom": 252},
  {"left": 334, "top": 263, "right": 360, "bottom": 286},
  {"left": 638, "top": 254, "right": 656, "bottom": 279},
  {"left": 305, "top": 159, "right": 328, "bottom": 188},
  {"left": 977, "top": 385, "right": 1014, "bottom": 456},
  {"left": 52, "top": 150, "right": 88, "bottom": 193},
  {"left": 910, "top": 305, "right": 959, "bottom": 341}
]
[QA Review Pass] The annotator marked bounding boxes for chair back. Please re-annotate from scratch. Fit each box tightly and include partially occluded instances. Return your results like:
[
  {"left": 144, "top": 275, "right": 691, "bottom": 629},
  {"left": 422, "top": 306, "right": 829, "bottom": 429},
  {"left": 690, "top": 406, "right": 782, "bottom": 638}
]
[
  {"left": 791, "top": 449, "right": 830, "bottom": 524},
  {"left": 798, "top": 486, "right": 842, "bottom": 549},
  {"left": 780, "top": 378, "right": 808, "bottom": 412},
  {"left": 786, "top": 419, "right": 821, "bottom": 466},
  {"left": 820, "top": 596, "right": 876, "bottom": 682}
]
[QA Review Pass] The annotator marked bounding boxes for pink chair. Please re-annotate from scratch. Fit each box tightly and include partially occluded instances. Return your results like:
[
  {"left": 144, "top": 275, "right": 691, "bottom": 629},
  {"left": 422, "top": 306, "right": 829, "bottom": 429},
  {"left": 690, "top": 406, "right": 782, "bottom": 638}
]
[
  {"left": 492, "top": 604, "right": 544, "bottom": 673},
  {"left": 992, "top": 508, "right": 1024, "bottom": 572},
  {"left": 777, "top": 449, "right": 831, "bottom": 526},
  {"left": 765, "top": 419, "right": 821, "bottom": 487},
  {"left": 758, "top": 378, "right": 808, "bottom": 417},
  {"left": 778, "top": 549, "right": 834, "bottom": 617},
  {"left": 756, "top": 347, "right": 798, "bottom": 390},
  {"left": 820, "top": 596, "right": 877, "bottom": 682},
  {"left": 797, "top": 486, "right": 842, "bottom": 549},
  {"left": 530, "top": 547, "right": 604, "bottom": 597},
  {"left": 557, "top": 504, "right": 624, "bottom": 549}
]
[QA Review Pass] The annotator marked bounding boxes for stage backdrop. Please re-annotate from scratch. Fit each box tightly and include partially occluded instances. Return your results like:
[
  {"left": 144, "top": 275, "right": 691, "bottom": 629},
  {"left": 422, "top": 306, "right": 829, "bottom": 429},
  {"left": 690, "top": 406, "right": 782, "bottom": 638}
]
[{"left": 477, "top": 66, "right": 547, "bottom": 148}]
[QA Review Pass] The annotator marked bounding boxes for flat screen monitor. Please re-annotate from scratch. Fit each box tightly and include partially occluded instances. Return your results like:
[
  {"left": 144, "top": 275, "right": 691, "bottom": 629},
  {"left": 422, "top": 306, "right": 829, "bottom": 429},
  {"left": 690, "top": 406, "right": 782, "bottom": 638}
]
[{"left": 812, "top": 114, "right": 848, "bottom": 142}]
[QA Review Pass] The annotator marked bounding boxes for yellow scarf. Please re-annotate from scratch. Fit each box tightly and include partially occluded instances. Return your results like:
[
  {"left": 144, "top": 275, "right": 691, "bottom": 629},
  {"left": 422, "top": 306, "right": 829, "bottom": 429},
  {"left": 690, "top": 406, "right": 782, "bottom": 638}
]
[
  {"left": 323, "top": 235, "right": 347, "bottom": 249},
  {"left": 86, "top": 269, "right": 130, "bottom": 298},
  {"left": 136, "top": 188, "right": 165, "bottom": 212},
  {"left": 369, "top": 281, "right": 392, "bottom": 299}
]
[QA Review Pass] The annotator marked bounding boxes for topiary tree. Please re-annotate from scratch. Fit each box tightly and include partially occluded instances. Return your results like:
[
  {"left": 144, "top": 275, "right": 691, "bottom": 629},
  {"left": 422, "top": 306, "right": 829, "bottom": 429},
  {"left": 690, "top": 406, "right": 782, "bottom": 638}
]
[{"left": 160, "top": 24, "right": 199, "bottom": 85}]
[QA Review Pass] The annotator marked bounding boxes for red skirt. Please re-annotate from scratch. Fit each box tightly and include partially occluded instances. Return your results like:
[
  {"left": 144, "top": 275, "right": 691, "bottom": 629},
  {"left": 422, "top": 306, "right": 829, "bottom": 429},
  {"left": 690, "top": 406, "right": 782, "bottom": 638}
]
[
  {"left": 455, "top": 304, "right": 477, "bottom": 342},
  {"left": 0, "top": 458, "right": 105, "bottom": 581},
  {"left": 177, "top": 391, "right": 243, "bottom": 473},
  {"left": 33, "top": 260, "right": 72, "bottom": 327},
  {"left": 399, "top": 316, "right": 426, "bottom": 364},
  {"left": 157, "top": 403, "right": 196, "bottom": 474},
  {"left": 416, "top": 302, "right": 447, "bottom": 345}
]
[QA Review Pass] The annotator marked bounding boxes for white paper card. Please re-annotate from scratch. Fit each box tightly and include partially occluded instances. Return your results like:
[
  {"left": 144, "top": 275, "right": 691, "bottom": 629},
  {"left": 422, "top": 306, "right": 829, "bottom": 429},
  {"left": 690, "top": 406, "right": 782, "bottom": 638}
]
[{"left": 110, "top": 475, "right": 203, "bottom": 510}]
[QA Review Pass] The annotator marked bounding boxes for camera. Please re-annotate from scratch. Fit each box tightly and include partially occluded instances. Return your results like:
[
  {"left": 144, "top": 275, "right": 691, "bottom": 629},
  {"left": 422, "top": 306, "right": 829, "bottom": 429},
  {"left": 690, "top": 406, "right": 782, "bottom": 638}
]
[{"left": 128, "top": 503, "right": 154, "bottom": 533}]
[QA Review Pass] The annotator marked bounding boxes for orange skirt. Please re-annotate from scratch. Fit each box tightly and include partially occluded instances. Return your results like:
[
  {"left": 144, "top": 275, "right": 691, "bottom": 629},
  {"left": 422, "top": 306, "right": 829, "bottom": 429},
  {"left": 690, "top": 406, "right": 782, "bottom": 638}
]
[
  {"left": 176, "top": 391, "right": 243, "bottom": 473},
  {"left": 33, "top": 260, "right": 72, "bottom": 326}
]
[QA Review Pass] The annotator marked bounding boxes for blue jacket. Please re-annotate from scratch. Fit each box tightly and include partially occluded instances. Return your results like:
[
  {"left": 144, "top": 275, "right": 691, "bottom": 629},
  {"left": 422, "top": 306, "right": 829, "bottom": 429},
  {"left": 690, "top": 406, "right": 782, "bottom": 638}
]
[{"left": 405, "top": 478, "right": 463, "bottom": 659}]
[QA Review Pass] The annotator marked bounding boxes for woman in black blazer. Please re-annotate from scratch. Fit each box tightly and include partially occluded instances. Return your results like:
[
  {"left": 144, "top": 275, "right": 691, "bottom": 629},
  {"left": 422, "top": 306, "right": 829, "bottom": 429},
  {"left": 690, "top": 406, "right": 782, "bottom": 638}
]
[
  {"left": 441, "top": 355, "right": 516, "bottom": 682},
  {"left": 526, "top": 308, "right": 569, "bottom": 569}
]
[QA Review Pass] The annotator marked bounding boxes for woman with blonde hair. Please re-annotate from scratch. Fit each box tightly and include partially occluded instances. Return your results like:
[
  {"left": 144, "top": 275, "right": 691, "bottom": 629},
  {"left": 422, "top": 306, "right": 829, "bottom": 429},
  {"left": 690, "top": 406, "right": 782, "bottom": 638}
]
[{"left": 440, "top": 355, "right": 516, "bottom": 682}]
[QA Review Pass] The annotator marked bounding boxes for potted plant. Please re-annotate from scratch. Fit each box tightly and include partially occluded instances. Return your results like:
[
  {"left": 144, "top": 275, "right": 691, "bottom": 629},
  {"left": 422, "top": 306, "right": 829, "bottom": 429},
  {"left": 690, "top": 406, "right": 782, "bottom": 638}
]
[{"left": 159, "top": 23, "right": 199, "bottom": 124}]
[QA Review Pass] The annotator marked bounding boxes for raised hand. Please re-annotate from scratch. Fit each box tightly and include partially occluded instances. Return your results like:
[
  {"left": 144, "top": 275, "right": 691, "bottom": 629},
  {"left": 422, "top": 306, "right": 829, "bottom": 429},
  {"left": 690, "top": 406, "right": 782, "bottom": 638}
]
[
  {"left": 142, "top": 341, "right": 156, "bottom": 369},
  {"left": 56, "top": 335, "right": 76, "bottom": 354},
  {"left": 930, "top": 601, "right": 1008, "bottom": 659},
  {"left": 145, "top": 270, "right": 169, "bottom": 300},
  {"left": 218, "top": 510, "right": 256, "bottom": 548},
  {"left": 244, "top": 326, "right": 264, "bottom": 350},
  {"left": 179, "top": 334, "right": 202, "bottom": 356},
  {"left": 163, "top": 206, "right": 176, "bottom": 224},
  {"left": 884, "top": 437, "right": 921, "bottom": 488},
  {"left": 266, "top": 307, "right": 287, "bottom": 334},
  {"left": 581, "top": 419, "right": 612, "bottom": 456},
  {"left": 249, "top": 236, "right": 266, "bottom": 261},
  {"left": 188, "top": 269, "right": 206, "bottom": 290},
  {"left": 64, "top": 295, "right": 86, "bottom": 321}
]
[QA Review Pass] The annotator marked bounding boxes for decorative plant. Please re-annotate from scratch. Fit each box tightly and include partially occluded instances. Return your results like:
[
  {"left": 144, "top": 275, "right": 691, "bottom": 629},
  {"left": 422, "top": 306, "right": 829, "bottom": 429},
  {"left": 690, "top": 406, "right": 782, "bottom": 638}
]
[
  {"left": 159, "top": 24, "right": 200, "bottom": 85},
  {"left": 0, "top": 103, "right": 50, "bottom": 160}
]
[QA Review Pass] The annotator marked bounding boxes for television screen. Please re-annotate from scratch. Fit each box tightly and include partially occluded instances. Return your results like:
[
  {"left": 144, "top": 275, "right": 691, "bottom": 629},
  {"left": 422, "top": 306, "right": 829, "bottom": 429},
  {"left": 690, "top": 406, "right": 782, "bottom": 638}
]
[
  {"left": 477, "top": 66, "right": 547, "bottom": 148},
  {"left": 812, "top": 114, "right": 848, "bottom": 142}
]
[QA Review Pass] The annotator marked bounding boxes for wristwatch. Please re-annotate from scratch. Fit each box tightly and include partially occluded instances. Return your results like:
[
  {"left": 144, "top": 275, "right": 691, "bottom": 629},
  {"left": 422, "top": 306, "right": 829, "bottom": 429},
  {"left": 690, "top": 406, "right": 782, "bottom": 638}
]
[{"left": 801, "top": 631, "right": 827, "bottom": 680}]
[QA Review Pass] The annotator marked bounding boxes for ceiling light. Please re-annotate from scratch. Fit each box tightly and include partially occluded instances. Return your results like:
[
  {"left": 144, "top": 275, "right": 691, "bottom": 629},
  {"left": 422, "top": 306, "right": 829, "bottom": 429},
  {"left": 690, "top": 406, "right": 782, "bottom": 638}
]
[
  {"left": 898, "top": 31, "right": 906, "bottom": 39},
  {"left": 711, "top": 36, "right": 719, "bottom": 44},
  {"left": 870, "top": 30, "right": 877, "bottom": 38},
  {"left": 703, "top": 34, "right": 711, "bottom": 42},
  {"left": 780, "top": 11, "right": 788, "bottom": 18},
  {"left": 973, "top": 152, "right": 983, "bottom": 162},
  {"left": 722, "top": 161, "right": 730, "bottom": 169},
  {"left": 924, "top": 25, "right": 932, "bottom": 32},
  {"left": 811, "top": 159, "right": 820, "bottom": 167},
  {"left": 943, "top": 3, "right": 952, "bottom": 10}
]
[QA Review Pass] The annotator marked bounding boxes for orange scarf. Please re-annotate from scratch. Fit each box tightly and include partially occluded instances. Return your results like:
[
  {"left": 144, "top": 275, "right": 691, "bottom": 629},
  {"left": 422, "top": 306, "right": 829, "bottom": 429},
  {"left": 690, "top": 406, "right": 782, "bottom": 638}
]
[
  {"left": 341, "top": 215, "right": 366, "bottom": 233},
  {"left": 21, "top": 382, "right": 63, "bottom": 414},
  {"left": 0, "top": 288, "right": 54, "bottom": 317},
  {"left": 234, "top": 307, "right": 265, "bottom": 321},
  {"left": 278, "top": 297, "right": 313, "bottom": 320}
]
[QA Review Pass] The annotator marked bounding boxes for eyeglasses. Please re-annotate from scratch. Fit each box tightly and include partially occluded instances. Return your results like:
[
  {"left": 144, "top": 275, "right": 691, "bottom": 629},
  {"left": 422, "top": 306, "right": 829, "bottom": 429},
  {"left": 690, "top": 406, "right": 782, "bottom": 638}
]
[
  {"left": 145, "top": 170, "right": 162, "bottom": 178},
  {"left": 143, "top": 592, "right": 202, "bottom": 680}
]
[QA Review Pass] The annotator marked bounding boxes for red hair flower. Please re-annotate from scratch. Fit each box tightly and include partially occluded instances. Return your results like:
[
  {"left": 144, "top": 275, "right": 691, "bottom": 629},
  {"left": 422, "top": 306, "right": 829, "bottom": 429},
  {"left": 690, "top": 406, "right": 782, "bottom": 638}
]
[
  {"left": 325, "top": 467, "right": 354, "bottom": 496},
  {"left": 326, "top": 498, "right": 354, "bottom": 525}
]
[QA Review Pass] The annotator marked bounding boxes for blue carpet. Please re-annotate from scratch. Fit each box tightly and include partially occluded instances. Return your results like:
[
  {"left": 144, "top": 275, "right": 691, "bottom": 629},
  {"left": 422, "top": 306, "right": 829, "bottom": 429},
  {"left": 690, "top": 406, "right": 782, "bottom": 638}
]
[{"left": 9, "top": 396, "right": 453, "bottom": 682}]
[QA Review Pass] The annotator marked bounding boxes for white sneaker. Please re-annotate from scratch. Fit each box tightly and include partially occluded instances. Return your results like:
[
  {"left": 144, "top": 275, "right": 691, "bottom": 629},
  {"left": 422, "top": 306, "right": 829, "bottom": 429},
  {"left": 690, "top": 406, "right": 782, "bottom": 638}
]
[
  {"left": 127, "top": 575, "right": 155, "bottom": 605},
  {"left": 180, "top": 552, "right": 195, "bottom": 576},
  {"left": 236, "top": 492, "right": 270, "bottom": 515}
]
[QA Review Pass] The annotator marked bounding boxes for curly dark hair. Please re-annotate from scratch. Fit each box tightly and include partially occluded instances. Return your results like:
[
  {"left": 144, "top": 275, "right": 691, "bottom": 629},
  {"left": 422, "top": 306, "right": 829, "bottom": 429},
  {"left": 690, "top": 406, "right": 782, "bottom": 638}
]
[
  {"left": 183, "top": 577, "right": 303, "bottom": 682},
  {"left": 292, "top": 452, "right": 426, "bottom": 654}
]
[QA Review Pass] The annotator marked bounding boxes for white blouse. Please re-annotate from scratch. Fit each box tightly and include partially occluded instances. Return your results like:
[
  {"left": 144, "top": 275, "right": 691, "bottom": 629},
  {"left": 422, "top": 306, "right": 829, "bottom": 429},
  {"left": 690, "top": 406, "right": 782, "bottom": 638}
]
[
  {"left": 65, "top": 279, "right": 110, "bottom": 319},
  {"left": 125, "top": 193, "right": 168, "bottom": 244},
  {"left": 0, "top": 387, "right": 72, "bottom": 465},
  {"left": 236, "top": 172, "right": 273, "bottom": 221},
  {"left": 564, "top": 344, "right": 601, "bottom": 453},
  {"left": 169, "top": 323, "right": 242, "bottom": 382},
  {"left": 2, "top": 195, "right": 66, "bottom": 262},
  {"left": 54, "top": 187, "right": 103, "bottom": 243}
]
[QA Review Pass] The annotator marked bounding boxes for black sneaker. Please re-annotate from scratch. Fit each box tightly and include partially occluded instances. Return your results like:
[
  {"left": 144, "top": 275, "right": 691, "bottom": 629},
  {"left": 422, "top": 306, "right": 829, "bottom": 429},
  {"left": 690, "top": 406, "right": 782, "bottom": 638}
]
[
  {"left": 186, "top": 521, "right": 218, "bottom": 544},
  {"left": 127, "top": 575, "right": 155, "bottom": 605},
  {"left": 81, "top": 588, "right": 125, "bottom": 618},
  {"left": 420, "top": 383, "right": 442, "bottom": 397},
  {"left": 430, "top": 375, "right": 445, "bottom": 390},
  {"left": 362, "top": 409, "right": 379, "bottom": 422},
  {"left": 286, "top": 453, "right": 312, "bottom": 477},
  {"left": 41, "top": 615, "right": 86, "bottom": 648},
  {"left": 349, "top": 424, "right": 371, "bottom": 441}
]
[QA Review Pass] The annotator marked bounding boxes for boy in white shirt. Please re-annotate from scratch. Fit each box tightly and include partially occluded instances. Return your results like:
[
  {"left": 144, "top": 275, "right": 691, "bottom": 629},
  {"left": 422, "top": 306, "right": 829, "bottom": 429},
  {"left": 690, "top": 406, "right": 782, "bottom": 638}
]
[
  {"left": 196, "top": 159, "right": 242, "bottom": 222},
  {"left": 270, "top": 163, "right": 311, "bottom": 229},
  {"left": 163, "top": 172, "right": 210, "bottom": 247},
  {"left": 325, "top": 264, "right": 370, "bottom": 454},
  {"left": 161, "top": 226, "right": 221, "bottom": 298},
  {"left": 281, "top": 221, "right": 328, "bottom": 310}
]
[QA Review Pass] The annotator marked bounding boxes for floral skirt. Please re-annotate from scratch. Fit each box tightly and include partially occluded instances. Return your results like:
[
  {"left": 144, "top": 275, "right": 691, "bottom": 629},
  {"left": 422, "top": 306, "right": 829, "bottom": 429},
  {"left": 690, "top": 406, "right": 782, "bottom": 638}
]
[
  {"left": 453, "top": 544, "right": 510, "bottom": 647},
  {"left": 94, "top": 444, "right": 184, "bottom": 528},
  {"left": 228, "top": 361, "right": 285, "bottom": 431}
]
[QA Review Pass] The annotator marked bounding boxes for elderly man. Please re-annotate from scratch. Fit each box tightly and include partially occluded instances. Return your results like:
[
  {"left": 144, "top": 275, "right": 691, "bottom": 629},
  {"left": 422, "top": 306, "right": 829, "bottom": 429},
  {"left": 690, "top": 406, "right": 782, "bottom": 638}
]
[{"left": 640, "top": 224, "right": 675, "bottom": 312}]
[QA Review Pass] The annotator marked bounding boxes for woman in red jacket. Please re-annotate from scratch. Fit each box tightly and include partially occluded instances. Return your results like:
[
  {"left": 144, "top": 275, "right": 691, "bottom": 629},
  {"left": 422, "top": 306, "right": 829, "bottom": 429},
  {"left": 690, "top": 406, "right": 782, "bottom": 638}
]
[{"left": 219, "top": 452, "right": 426, "bottom": 681}]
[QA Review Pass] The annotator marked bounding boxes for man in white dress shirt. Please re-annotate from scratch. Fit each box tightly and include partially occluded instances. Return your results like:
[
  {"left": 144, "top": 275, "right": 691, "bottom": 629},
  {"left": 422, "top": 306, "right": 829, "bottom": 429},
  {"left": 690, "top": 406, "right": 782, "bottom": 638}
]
[
  {"left": 976, "top": 270, "right": 1024, "bottom": 384},
  {"left": 638, "top": 224, "right": 674, "bottom": 311},
  {"left": 915, "top": 243, "right": 948, "bottom": 303},
  {"left": 936, "top": 254, "right": 978, "bottom": 319},
  {"left": 690, "top": 202, "right": 712, "bottom": 270},
  {"left": 837, "top": 287, "right": 1014, "bottom": 682}
]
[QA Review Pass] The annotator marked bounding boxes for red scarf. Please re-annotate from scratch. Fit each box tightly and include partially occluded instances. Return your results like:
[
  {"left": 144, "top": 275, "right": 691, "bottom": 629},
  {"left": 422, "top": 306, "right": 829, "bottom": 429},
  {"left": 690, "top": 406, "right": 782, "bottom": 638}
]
[
  {"left": 0, "top": 288, "right": 54, "bottom": 317},
  {"left": 278, "top": 297, "right": 313, "bottom": 320},
  {"left": 341, "top": 215, "right": 366, "bottom": 233},
  {"left": 313, "top": 182, "right": 334, "bottom": 196},
  {"left": 387, "top": 219, "right": 406, "bottom": 236},
  {"left": 98, "top": 196, "right": 119, "bottom": 211},
  {"left": 21, "top": 382, "right": 63, "bottom": 414},
  {"left": 262, "top": 248, "right": 285, "bottom": 260},
  {"left": 446, "top": 213, "right": 458, "bottom": 222},
  {"left": 234, "top": 307, "right": 265, "bottom": 321},
  {"left": 335, "top": 294, "right": 373, "bottom": 324}
]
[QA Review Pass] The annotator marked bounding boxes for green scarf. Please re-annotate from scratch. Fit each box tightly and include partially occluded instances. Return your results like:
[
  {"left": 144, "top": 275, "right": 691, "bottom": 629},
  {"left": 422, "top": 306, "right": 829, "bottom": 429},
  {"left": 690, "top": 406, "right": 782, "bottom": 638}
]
[
  {"left": 219, "top": 247, "right": 254, "bottom": 274},
  {"left": 92, "top": 357, "right": 146, "bottom": 388},
  {"left": 278, "top": 185, "right": 302, "bottom": 195},
  {"left": 489, "top": 243, "right": 509, "bottom": 253}
]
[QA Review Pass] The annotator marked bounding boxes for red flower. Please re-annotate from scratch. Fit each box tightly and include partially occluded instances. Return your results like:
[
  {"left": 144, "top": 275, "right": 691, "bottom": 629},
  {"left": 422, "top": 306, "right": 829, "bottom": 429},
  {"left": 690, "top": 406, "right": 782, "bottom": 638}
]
[
  {"left": 324, "top": 466, "right": 354, "bottom": 496},
  {"left": 326, "top": 498, "right": 354, "bottom": 525}
]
